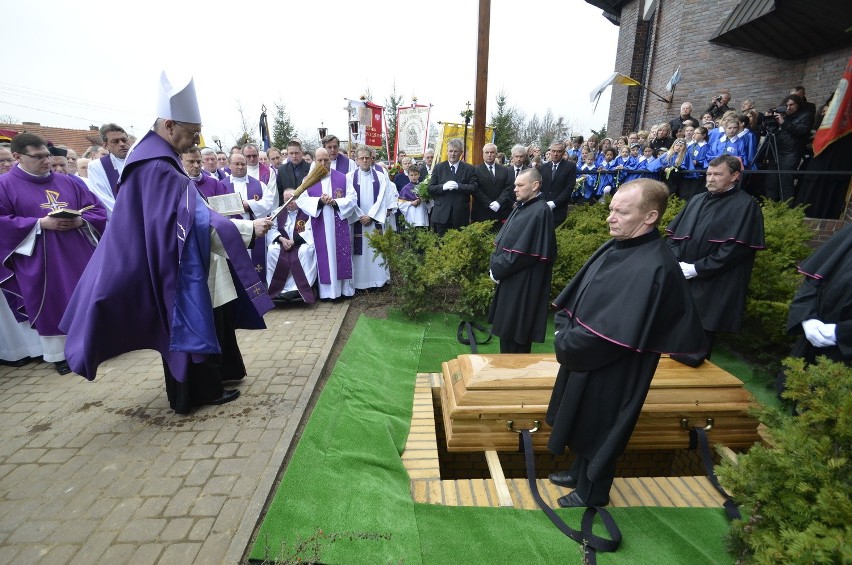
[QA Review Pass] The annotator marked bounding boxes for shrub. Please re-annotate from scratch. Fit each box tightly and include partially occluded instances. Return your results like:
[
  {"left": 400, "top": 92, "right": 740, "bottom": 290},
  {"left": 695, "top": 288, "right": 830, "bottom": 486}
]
[{"left": 716, "top": 357, "right": 852, "bottom": 564}]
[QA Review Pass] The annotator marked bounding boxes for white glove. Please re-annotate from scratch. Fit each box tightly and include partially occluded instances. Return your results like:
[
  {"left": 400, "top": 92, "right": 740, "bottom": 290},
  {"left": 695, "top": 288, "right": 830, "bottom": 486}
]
[
  {"left": 547, "top": 201, "right": 556, "bottom": 210},
  {"left": 442, "top": 180, "right": 458, "bottom": 191},
  {"left": 489, "top": 201, "right": 500, "bottom": 212},
  {"left": 801, "top": 319, "right": 837, "bottom": 348},
  {"left": 679, "top": 262, "right": 697, "bottom": 279},
  {"left": 489, "top": 269, "right": 500, "bottom": 284},
  {"left": 602, "top": 185, "right": 612, "bottom": 195}
]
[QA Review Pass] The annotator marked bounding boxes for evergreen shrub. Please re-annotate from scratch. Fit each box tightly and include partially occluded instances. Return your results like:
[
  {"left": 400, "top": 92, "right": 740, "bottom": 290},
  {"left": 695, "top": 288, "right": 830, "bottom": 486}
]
[{"left": 716, "top": 357, "right": 852, "bottom": 564}]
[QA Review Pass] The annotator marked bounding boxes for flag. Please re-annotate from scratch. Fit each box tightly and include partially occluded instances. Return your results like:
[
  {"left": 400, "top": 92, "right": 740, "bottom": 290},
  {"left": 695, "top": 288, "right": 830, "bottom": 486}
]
[
  {"left": 813, "top": 55, "right": 852, "bottom": 157},
  {"left": 259, "top": 106, "right": 271, "bottom": 151},
  {"left": 395, "top": 105, "right": 430, "bottom": 159},
  {"left": 364, "top": 101, "right": 384, "bottom": 148},
  {"left": 434, "top": 123, "right": 494, "bottom": 164},
  {"left": 665, "top": 66, "right": 682, "bottom": 93},
  {"left": 590, "top": 72, "right": 641, "bottom": 111}
]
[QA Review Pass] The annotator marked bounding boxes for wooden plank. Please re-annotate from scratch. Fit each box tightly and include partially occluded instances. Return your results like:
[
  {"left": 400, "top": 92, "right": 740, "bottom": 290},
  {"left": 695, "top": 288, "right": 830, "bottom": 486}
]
[
  {"left": 680, "top": 476, "right": 724, "bottom": 507},
  {"left": 636, "top": 477, "right": 675, "bottom": 507},
  {"left": 608, "top": 479, "right": 630, "bottom": 507},
  {"left": 484, "top": 450, "right": 514, "bottom": 507},
  {"left": 651, "top": 476, "right": 692, "bottom": 507},
  {"left": 613, "top": 478, "right": 646, "bottom": 507},
  {"left": 509, "top": 478, "right": 537, "bottom": 510}
]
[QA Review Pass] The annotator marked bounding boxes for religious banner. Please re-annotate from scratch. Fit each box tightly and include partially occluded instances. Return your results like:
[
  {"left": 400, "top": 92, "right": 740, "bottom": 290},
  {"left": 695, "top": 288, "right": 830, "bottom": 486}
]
[
  {"left": 395, "top": 105, "right": 430, "bottom": 160},
  {"left": 813, "top": 55, "right": 852, "bottom": 157},
  {"left": 434, "top": 122, "right": 494, "bottom": 164},
  {"left": 347, "top": 99, "right": 384, "bottom": 149}
]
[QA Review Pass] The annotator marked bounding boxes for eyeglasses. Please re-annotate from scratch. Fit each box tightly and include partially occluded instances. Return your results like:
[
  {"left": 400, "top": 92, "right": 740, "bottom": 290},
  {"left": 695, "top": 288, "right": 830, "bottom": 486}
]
[
  {"left": 173, "top": 121, "right": 202, "bottom": 139},
  {"left": 22, "top": 152, "right": 52, "bottom": 160}
]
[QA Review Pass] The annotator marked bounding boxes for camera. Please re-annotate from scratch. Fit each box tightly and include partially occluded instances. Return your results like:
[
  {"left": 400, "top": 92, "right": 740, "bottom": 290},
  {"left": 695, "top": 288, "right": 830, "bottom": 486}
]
[{"left": 715, "top": 96, "right": 723, "bottom": 102}]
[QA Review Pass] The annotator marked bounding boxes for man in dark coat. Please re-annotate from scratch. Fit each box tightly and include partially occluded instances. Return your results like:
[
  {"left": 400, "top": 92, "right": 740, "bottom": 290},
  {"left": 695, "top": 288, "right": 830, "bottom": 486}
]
[
  {"left": 666, "top": 154, "right": 765, "bottom": 360},
  {"left": 537, "top": 140, "right": 576, "bottom": 226},
  {"left": 487, "top": 168, "right": 556, "bottom": 353},
  {"left": 428, "top": 137, "right": 478, "bottom": 235},
  {"left": 472, "top": 142, "right": 514, "bottom": 231},
  {"left": 785, "top": 223, "right": 852, "bottom": 369},
  {"left": 276, "top": 140, "right": 310, "bottom": 204},
  {"left": 546, "top": 179, "right": 706, "bottom": 507}
]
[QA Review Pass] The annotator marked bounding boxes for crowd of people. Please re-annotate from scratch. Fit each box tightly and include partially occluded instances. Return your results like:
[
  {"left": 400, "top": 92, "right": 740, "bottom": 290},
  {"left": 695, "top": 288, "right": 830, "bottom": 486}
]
[{"left": 0, "top": 74, "right": 849, "bottom": 509}]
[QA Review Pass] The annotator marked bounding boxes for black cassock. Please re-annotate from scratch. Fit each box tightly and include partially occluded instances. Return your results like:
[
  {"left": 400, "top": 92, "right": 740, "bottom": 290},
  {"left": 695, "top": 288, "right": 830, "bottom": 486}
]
[
  {"left": 546, "top": 229, "right": 705, "bottom": 487},
  {"left": 487, "top": 195, "right": 556, "bottom": 345},
  {"left": 786, "top": 223, "right": 852, "bottom": 366},
  {"left": 666, "top": 188, "right": 765, "bottom": 333}
]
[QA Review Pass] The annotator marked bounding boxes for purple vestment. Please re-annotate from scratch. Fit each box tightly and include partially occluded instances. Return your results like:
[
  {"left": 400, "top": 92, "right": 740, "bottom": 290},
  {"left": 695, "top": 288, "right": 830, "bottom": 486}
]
[
  {"left": 305, "top": 170, "right": 352, "bottom": 284},
  {"left": 0, "top": 166, "right": 107, "bottom": 335},
  {"left": 193, "top": 174, "right": 233, "bottom": 199},
  {"left": 221, "top": 176, "right": 267, "bottom": 279},
  {"left": 99, "top": 154, "right": 121, "bottom": 197},
  {"left": 61, "top": 130, "right": 272, "bottom": 382},
  {"left": 398, "top": 182, "right": 419, "bottom": 202},
  {"left": 334, "top": 153, "right": 350, "bottom": 174},
  {"left": 268, "top": 209, "right": 315, "bottom": 303}
]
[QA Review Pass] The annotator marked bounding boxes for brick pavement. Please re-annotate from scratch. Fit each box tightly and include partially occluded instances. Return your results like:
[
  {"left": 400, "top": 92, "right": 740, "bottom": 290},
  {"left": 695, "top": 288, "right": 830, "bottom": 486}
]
[{"left": 0, "top": 301, "right": 348, "bottom": 564}]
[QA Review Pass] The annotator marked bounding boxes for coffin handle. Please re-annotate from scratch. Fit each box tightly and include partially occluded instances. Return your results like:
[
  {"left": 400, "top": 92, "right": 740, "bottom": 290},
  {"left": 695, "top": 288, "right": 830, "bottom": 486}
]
[
  {"left": 507, "top": 420, "right": 540, "bottom": 434},
  {"left": 680, "top": 417, "right": 714, "bottom": 430}
]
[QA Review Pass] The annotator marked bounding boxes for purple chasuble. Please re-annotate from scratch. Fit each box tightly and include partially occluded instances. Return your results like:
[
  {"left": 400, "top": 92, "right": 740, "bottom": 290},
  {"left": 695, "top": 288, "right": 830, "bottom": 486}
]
[
  {"left": 399, "top": 182, "right": 419, "bottom": 201},
  {"left": 334, "top": 153, "right": 350, "bottom": 174},
  {"left": 221, "top": 176, "right": 267, "bottom": 281},
  {"left": 99, "top": 154, "right": 121, "bottom": 197},
  {"left": 268, "top": 209, "right": 315, "bottom": 303},
  {"left": 306, "top": 170, "right": 352, "bottom": 284},
  {"left": 60, "top": 130, "right": 272, "bottom": 382},
  {"left": 352, "top": 169, "right": 382, "bottom": 256},
  {"left": 0, "top": 166, "right": 108, "bottom": 335},
  {"left": 193, "top": 175, "right": 233, "bottom": 199}
]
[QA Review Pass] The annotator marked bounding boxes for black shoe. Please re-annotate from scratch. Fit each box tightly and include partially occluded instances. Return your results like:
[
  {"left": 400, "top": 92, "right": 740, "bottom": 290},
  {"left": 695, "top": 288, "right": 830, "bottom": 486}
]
[
  {"left": 200, "top": 389, "right": 240, "bottom": 406},
  {"left": 222, "top": 376, "right": 245, "bottom": 385},
  {"left": 54, "top": 360, "right": 72, "bottom": 375},
  {"left": 557, "top": 491, "right": 609, "bottom": 508},
  {"left": 548, "top": 471, "right": 578, "bottom": 488},
  {"left": 1, "top": 357, "right": 32, "bottom": 367}
]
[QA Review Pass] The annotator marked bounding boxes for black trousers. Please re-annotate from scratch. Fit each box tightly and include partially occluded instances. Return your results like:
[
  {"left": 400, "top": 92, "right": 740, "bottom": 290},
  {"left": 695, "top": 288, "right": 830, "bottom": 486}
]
[
  {"left": 572, "top": 455, "right": 616, "bottom": 506},
  {"left": 163, "top": 302, "right": 245, "bottom": 414},
  {"left": 500, "top": 337, "right": 532, "bottom": 354}
]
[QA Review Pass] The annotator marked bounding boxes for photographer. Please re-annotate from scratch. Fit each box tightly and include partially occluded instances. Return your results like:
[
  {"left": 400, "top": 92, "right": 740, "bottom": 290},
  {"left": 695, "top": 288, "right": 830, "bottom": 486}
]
[
  {"left": 705, "top": 92, "right": 731, "bottom": 120},
  {"left": 762, "top": 94, "right": 811, "bottom": 203}
]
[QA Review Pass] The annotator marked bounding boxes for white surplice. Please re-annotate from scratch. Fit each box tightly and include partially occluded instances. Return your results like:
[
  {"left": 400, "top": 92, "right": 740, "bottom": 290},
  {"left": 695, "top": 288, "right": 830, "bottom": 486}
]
[
  {"left": 347, "top": 168, "right": 394, "bottom": 289},
  {"left": 265, "top": 209, "right": 318, "bottom": 296}
]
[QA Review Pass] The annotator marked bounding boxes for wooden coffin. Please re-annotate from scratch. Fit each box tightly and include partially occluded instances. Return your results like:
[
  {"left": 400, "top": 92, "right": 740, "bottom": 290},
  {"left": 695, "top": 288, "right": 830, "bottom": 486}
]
[{"left": 440, "top": 354, "right": 761, "bottom": 452}]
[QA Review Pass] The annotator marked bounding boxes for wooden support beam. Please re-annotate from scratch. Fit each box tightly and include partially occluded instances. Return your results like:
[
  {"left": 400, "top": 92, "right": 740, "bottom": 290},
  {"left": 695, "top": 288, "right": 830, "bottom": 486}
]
[{"left": 484, "top": 450, "right": 514, "bottom": 507}]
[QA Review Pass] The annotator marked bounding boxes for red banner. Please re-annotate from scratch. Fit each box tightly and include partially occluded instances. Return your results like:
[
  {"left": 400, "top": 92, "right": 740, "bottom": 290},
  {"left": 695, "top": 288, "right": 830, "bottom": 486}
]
[
  {"left": 365, "top": 101, "right": 384, "bottom": 148},
  {"left": 813, "top": 55, "right": 852, "bottom": 157}
]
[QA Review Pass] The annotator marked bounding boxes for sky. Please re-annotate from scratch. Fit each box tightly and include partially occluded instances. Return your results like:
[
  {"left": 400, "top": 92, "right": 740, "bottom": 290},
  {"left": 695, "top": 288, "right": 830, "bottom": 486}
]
[{"left": 2, "top": 1, "right": 618, "bottom": 151}]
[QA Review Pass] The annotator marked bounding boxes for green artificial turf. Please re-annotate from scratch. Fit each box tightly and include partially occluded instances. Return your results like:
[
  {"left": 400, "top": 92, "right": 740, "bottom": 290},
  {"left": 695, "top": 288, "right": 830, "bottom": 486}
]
[{"left": 251, "top": 313, "right": 735, "bottom": 564}]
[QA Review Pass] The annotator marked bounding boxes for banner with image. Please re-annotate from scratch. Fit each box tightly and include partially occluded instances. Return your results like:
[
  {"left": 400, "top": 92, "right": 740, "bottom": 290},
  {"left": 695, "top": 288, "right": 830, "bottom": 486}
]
[{"left": 395, "top": 105, "right": 430, "bottom": 160}]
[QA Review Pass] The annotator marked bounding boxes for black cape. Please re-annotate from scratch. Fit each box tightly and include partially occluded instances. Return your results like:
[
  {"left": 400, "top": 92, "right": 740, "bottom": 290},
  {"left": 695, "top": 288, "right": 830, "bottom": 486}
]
[
  {"left": 487, "top": 195, "right": 556, "bottom": 344},
  {"left": 666, "top": 188, "right": 765, "bottom": 332},
  {"left": 545, "top": 229, "right": 706, "bottom": 481},
  {"left": 786, "top": 223, "right": 852, "bottom": 364}
]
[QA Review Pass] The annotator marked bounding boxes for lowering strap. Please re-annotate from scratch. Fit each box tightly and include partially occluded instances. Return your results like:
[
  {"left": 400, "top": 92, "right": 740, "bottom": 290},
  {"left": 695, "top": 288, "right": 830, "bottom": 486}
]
[
  {"left": 456, "top": 321, "right": 492, "bottom": 353},
  {"left": 689, "top": 427, "right": 741, "bottom": 521},
  {"left": 519, "top": 429, "right": 622, "bottom": 565}
]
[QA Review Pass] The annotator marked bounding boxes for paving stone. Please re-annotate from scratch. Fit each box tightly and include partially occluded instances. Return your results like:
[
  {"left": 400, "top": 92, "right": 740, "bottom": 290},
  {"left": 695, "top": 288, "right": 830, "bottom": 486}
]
[
  {"left": 188, "top": 517, "right": 214, "bottom": 541},
  {"left": 184, "top": 458, "right": 216, "bottom": 487},
  {"left": 133, "top": 497, "right": 169, "bottom": 519},
  {"left": 116, "top": 518, "right": 166, "bottom": 542},
  {"left": 189, "top": 494, "right": 227, "bottom": 517},
  {"left": 159, "top": 542, "right": 201, "bottom": 562},
  {"left": 8, "top": 519, "right": 60, "bottom": 543},
  {"left": 139, "top": 477, "right": 182, "bottom": 497},
  {"left": 96, "top": 544, "right": 137, "bottom": 564},
  {"left": 50, "top": 518, "right": 100, "bottom": 544},
  {"left": 128, "top": 543, "right": 164, "bottom": 565},
  {"left": 195, "top": 531, "right": 232, "bottom": 563},
  {"left": 100, "top": 497, "right": 143, "bottom": 531},
  {"left": 158, "top": 517, "right": 194, "bottom": 541}
]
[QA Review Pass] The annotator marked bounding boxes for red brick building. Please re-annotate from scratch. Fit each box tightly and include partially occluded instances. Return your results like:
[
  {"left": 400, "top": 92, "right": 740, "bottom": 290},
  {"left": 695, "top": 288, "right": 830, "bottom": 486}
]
[
  {"left": 0, "top": 122, "right": 102, "bottom": 155},
  {"left": 588, "top": 0, "right": 852, "bottom": 224}
]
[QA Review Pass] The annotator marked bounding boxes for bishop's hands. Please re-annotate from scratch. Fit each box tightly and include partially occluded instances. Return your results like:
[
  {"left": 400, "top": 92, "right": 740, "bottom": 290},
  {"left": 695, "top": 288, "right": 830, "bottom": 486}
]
[
  {"left": 801, "top": 318, "right": 837, "bottom": 348},
  {"left": 253, "top": 217, "right": 273, "bottom": 237},
  {"left": 40, "top": 216, "right": 83, "bottom": 231}
]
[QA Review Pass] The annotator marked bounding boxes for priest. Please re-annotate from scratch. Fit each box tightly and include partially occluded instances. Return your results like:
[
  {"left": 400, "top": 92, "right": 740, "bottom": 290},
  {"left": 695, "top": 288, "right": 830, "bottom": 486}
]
[
  {"left": 546, "top": 179, "right": 706, "bottom": 507},
  {"left": 182, "top": 147, "right": 233, "bottom": 199},
  {"left": 322, "top": 134, "right": 355, "bottom": 174},
  {"left": 296, "top": 147, "right": 357, "bottom": 300},
  {"left": 0, "top": 132, "right": 108, "bottom": 374},
  {"left": 86, "top": 123, "right": 130, "bottom": 217},
  {"left": 666, "top": 154, "right": 765, "bottom": 360},
  {"left": 61, "top": 72, "right": 274, "bottom": 415},
  {"left": 266, "top": 189, "right": 317, "bottom": 303},
  {"left": 348, "top": 146, "right": 396, "bottom": 290},
  {"left": 487, "top": 168, "right": 556, "bottom": 353}
]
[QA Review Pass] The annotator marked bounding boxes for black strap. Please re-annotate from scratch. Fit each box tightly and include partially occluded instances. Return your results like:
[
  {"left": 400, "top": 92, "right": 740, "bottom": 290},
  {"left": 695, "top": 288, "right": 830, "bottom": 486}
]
[
  {"left": 520, "top": 429, "right": 622, "bottom": 564},
  {"left": 689, "top": 427, "right": 741, "bottom": 520},
  {"left": 456, "top": 321, "right": 492, "bottom": 353}
]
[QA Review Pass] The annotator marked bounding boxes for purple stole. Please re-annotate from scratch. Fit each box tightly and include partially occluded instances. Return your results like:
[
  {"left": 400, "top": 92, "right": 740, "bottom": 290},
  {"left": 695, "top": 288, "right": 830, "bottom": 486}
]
[
  {"left": 352, "top": 169, "right": 382, "bottom": 256},
  {"left": 222, "top": 176, "right": 266, "bottom": 280},
  {"left": 259, "top": 163, "right": 271, "bottom": 185},
  {"left": 399, "top": 182, "right": 419, "bottom": 201},
  {"left": 99, "top": 154, "right": 120, "bottom": 197},
  {"left": 307, "top": 174, "right": 351, "bottom": 284},
  {"left": 267, "top": 209, "right": 315, "bottom": 303},
  {"left": 335, "top": 154, "right": 350, "bottom": 174}
]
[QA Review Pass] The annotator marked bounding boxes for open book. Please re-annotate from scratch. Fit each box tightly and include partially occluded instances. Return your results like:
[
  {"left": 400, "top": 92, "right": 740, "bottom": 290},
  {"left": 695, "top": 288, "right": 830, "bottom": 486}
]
[
  {"left": 47, "top": 204, "right": 95, "bottom": 219},
  {"left": 207, "top": 193, "right": 245, "bottom": 216}
]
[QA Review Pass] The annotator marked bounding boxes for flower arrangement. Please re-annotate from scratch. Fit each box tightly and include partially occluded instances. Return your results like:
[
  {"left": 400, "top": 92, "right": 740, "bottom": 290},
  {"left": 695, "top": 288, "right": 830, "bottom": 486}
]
[
  {"left": 387, "top": 162, "right": 403, "bottom": 179},
  {"left": 416, "top": 175, "right": 431, "bottom": 202}
]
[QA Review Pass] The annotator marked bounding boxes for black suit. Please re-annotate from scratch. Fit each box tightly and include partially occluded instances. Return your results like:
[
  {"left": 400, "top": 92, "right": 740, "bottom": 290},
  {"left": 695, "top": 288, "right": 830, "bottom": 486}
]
[
  {"left": 276, "top": 160, "right": 310, "bottom": 203},
  {"left": 428, "top": 160, "right": 478, "bottom": 233},
  {"left": 509, "top": 164, "right": 529, "bottom": 182},
  {"left": 538, "top": 159, "right": 576, "bottom": 226},
  {"left": 472, "top": 162, "right": 514, "bottom": 226}
]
